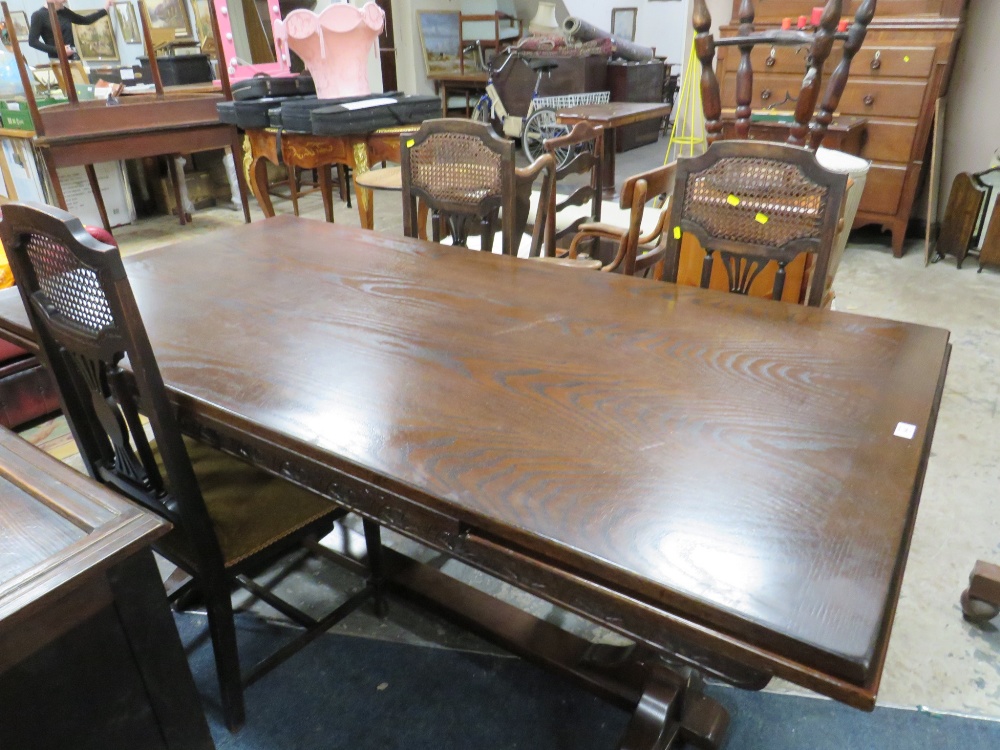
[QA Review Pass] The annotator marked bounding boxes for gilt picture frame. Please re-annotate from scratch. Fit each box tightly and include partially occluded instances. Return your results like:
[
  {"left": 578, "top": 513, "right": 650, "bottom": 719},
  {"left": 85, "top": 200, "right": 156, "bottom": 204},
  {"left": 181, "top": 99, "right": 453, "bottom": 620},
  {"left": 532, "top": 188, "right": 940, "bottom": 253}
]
[
  {"left": 113, "top": 3, "right": 142, "bottom": 44},
  {"left": 144, "top": 0, "right": 193, "bottom": 39},
  {"left": 10, "top": 10, "right": 29, "bottom": 42},
  {"left": 74, "top": 10, "right": 119, "bottom": 61},
  {"left": 192, "top": 0, "right": 215, "bottom": 49}
]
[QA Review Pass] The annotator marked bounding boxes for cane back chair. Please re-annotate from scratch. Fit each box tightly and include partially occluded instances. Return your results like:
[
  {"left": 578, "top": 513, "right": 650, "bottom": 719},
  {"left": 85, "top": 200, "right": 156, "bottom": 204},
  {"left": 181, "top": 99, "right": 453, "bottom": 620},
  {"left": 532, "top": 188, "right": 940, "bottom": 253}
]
[
  {"left": 0, "top": 202, "right": 385, "bottom": 732},
  {"left": 401, "top": 118, "right": 515, "bottom": 253},
  {"left": 402, "top": 118, "right": 554, "bottom": 256},
  {"left": 661, "top": 141, "right": 847, "bottom": 306}
]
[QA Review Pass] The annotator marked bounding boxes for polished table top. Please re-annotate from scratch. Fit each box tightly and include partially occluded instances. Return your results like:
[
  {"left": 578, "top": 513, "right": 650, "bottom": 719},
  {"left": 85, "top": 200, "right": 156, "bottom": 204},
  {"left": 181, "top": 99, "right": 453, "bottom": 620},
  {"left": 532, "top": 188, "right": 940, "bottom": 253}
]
[
  {"left": 556, "top": 101, "right": 673, "bottom": 127},
  {"left": 0, "top": 216, "right": 949, "bottom": 706}
]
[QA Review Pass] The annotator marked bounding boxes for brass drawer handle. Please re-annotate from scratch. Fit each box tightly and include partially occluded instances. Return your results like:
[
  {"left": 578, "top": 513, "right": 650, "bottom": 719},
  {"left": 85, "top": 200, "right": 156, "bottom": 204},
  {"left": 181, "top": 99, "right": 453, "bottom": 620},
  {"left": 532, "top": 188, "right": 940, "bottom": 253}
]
[
  {"left": 761, "top": 88, "right": 771, "bottom": 101},
  {"left": 870, "top": 50, "right": 882, "bottom": 70},
  {"left": 863, "top": 94, "right": 875, "bottom": 107},
  {"left": 765, "top": 46, "right": 776, "bottom": 67}
]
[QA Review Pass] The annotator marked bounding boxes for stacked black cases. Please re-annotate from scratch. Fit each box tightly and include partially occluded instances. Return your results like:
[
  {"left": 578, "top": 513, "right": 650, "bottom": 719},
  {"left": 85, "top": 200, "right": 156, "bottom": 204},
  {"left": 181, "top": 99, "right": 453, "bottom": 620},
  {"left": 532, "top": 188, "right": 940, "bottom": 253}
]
[
  {"left": 310, "top": 95, "right": 441, "bottom": 136},
  {"left": 280, "top": 92, "right": 402, "bottom": 132},
  {"left": 232, "top": 74, "right": 315, "bottom": 100}
]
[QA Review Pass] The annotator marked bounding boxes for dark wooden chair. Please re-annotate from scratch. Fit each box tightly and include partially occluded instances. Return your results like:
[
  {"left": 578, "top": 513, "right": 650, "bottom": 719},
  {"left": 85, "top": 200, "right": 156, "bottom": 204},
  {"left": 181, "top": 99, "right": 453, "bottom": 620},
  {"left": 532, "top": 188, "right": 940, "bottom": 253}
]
[
  {"left": 401, "top": 118, "right": 554, "bottom": 256},
  {"left": 661, "top": 140, "right": 847, "bottom": 306},
  {"left": 560, "top": 163, "right": 676, "bottom": 277},
  {"left": 529, "top": 121, "right": 604, "bottom": 259},
  {"left": 0, "top": 202, "right": 385, "bottom": 733},
  {"left": 693, "top": 0, "right": 877, "bottom": 149}
]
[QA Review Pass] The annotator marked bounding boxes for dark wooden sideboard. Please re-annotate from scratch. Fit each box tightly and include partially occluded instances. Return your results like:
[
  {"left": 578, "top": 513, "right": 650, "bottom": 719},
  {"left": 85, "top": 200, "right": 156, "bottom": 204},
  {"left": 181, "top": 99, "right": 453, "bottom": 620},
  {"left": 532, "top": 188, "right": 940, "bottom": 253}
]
[
  {"left": 716, "top": 0, "right": 969, "bottom": 257},
  {"left": 0, "top": 427, "right": 213, "bottom": 750},
  {"left": 607, "top": 60, "right": 668, "bottom": 152}
]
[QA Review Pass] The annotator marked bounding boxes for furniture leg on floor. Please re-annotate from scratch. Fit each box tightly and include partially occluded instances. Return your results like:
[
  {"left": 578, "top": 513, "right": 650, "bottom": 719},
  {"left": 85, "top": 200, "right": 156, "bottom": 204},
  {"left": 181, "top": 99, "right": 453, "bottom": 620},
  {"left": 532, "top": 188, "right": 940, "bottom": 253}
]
[{"left": 961, "top": 560, "right": 1000, "bottom": 622}]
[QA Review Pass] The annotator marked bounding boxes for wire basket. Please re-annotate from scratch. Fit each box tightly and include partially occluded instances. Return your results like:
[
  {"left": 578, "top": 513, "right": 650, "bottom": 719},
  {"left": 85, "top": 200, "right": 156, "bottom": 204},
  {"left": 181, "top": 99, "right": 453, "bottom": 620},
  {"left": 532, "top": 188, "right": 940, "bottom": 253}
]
[{"left": 531, "top": 90, "right": 611, "bottom": 112}]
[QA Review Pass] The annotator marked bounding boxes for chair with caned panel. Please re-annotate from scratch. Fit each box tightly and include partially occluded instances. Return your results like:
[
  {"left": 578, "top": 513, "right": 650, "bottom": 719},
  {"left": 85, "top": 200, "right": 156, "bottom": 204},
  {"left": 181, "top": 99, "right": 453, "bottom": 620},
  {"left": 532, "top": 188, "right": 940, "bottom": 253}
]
[
  {"left": 687, "top": 0, "right": 874, "bottom": 305},
  {"left": 0, "top": 201, "right": 386, "bottom": 733},
  {"left": 401, "top": 118, "right": 554, "bottom": 256},
  {"left": 660, "top": 141, "right": 846, "bottom": 306}
]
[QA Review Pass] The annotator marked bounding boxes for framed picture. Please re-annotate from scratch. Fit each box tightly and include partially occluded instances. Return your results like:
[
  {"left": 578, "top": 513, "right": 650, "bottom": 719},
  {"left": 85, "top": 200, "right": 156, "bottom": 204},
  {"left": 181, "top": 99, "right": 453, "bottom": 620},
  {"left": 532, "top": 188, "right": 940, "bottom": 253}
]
[
  {"left": 9, "top": 10, "right": 29, "bottom": 42},
  {"left": 113, "top": 3, "right": 141, "bottom": 44},
  {"left": 74, "top": 11, "right": 119, "bottom": 61},
  {"left": 144, "top": 0, "right": 193, "bottom": 39},
  {"left": 191, "top": 0, "right": 215, "bottom": 49},
  {"left": 611, "top": 7, "right": 637, "bottom": 43},
  {"left": 417, "top": 11, "right": 463, "bottom": 77}
]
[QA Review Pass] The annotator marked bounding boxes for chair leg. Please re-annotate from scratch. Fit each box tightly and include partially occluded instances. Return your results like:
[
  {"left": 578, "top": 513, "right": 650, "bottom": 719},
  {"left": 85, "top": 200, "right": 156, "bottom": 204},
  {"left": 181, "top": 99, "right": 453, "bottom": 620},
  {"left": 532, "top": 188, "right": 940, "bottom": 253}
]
[
  {"left": 288, "top": 167, "right": 301, "bottom": 217},
  {"left": 362, "top": 518, "right": 388, "bottom": 617},
  {"left": 203, "top": 583, "right": 246, "bottom": 732},
  {"left": 339, "top": 165, "right": 352, "bottom": 207}
]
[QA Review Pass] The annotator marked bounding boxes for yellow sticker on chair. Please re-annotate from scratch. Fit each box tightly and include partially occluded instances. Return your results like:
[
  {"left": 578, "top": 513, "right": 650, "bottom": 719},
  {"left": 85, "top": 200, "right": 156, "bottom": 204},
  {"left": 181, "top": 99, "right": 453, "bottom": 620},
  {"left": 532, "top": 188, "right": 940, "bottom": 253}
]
[
  {"left": 673, "top": 226, "right": 682, "bottom": 239},
  {"left": 727, "top": 194, "right": 740, "bottom": 206},
  {"left": 903, "top": 55, "right": 910, "bottom": 63},
  {"left": 755, "top": 213, "right": 769, "bottom": 224},
  {"left": 405, "top": 139, "right": 415, "bottom": 148}
]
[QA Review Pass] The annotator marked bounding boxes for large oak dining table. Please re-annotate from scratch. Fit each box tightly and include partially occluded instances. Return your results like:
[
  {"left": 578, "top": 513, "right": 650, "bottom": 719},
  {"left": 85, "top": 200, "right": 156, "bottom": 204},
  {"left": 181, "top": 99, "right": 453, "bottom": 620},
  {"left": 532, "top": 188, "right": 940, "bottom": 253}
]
[{"left": 0, "top": 215, "right": 950, "bottom": 748}]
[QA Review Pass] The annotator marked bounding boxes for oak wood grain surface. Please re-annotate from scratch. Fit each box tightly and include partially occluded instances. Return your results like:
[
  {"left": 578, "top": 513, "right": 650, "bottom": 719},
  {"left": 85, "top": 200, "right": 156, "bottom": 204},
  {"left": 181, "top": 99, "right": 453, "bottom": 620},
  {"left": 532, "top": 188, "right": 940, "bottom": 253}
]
[{"left": 0, "top": 215, "right": 949, "bottom": 700}]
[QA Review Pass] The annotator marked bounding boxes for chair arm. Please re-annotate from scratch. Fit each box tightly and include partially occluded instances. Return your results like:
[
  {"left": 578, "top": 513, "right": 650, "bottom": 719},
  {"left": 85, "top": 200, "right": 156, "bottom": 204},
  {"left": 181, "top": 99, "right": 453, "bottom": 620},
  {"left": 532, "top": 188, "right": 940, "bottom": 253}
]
[{"left": 572, "top": 222, "right": 627, "bottom": 239}]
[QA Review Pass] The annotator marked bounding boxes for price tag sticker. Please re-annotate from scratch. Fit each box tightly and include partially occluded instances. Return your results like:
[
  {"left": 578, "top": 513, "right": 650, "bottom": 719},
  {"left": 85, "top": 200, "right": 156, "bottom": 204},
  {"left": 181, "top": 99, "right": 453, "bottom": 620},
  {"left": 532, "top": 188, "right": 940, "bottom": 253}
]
[
  {"left": 673, "top": 226, "right": 681, "bottom": 239},
  {"left": 894, "top": 422, "right": 917, "bottom": 440},
  {"left": 727, "top": 194, "right": 740, "bottom": 206},
  {"left": 754, "top": 213, "right": 769, "bottom": 224},
  {"left": 903, "top": 55, "right": 911, "bottom": 63},
  {"left": 405, "top": 139, "right": 415, "bottom": 148}
]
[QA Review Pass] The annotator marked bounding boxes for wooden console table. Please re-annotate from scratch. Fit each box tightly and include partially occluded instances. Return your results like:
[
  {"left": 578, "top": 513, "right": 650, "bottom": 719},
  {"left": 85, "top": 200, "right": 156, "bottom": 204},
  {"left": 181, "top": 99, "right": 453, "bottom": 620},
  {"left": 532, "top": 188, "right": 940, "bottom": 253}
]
[
  {"left": 33, "top": 93, "right": 248, "bottom": 229},
  {"left": 0, "top": 426, "right": 213, "bottom": 749},
  {"left": 557, "top": 102, "right": 672, "bottom": 197},
  {"left": 245, "top": 126, "right": 416, "bottom": 229},
  {"left": 1, "top": 5, "right": 250, "bottom": 233}
]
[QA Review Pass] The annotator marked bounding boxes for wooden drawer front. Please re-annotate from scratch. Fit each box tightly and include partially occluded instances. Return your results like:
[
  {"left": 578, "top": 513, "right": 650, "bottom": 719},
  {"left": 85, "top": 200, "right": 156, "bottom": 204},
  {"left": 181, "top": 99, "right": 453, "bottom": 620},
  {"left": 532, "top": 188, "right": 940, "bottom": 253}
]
[
  {"left": 855, "top": 46, "right": 935, "bottom": 79},
  {"left": 859, "top": 120, "right": 919, "bottom": 163},
  {"left": 837, "top": 79, "right": 927, "bottom": 118},
  {"left": 859, "top": 164, "right": 907, "bottom": 216},
  {"left": 719, "top": 44, "right": 813, "bottom": 76},
  {"left": 720, "top": 73, "right": 799, "bottom": 113}
]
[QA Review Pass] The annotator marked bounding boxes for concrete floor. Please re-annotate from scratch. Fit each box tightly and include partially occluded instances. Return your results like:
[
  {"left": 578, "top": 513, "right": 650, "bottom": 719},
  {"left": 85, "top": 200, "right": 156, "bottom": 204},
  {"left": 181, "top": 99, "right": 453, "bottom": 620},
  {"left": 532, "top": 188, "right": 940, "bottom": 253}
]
[{"left": 105, "top": 138, "right": 1000, "bottom": 720}]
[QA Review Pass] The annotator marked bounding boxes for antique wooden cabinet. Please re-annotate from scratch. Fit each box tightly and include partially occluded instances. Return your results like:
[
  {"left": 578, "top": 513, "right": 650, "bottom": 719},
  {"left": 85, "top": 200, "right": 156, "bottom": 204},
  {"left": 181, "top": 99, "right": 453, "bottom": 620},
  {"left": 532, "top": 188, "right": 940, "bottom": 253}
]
[
  {"left": 0, "top": 427, "right": 213, "bottom": 750},
  {"left": 608, "top": 60, "right": 668, "bottom": 152},
  {"left": 716, "top": 0, "right": 969, "bottom": 257}
]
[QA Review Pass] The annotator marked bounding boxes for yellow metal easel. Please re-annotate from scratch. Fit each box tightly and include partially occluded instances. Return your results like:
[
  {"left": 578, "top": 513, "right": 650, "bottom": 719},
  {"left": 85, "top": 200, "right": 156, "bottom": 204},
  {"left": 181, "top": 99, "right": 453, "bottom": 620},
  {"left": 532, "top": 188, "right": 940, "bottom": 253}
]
[{"left": 663, "top": 42, "right": 706, "bottom": 164}]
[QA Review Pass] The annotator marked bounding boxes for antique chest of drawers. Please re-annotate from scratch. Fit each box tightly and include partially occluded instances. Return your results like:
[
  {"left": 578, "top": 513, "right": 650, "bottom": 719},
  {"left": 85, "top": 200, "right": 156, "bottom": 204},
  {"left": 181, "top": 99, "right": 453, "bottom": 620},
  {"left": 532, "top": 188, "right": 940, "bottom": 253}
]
[{"left": 716, "top": 0, "right": 968, "bottom": 257}]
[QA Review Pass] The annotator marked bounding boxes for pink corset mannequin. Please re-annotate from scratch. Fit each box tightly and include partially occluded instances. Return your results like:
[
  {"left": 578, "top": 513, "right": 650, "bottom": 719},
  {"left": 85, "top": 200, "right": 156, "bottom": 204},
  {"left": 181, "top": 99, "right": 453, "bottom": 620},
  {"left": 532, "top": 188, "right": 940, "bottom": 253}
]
[{"left": 273, "top": 2, "right": 385, "bottom": 99}]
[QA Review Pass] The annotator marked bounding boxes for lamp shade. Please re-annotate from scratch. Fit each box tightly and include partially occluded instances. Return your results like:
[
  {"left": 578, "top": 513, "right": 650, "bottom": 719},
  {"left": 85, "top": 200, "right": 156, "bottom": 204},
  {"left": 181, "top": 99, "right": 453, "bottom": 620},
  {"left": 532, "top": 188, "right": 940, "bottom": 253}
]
[{"left": 529, "top": 2, "right": 559, "bottom": 34}]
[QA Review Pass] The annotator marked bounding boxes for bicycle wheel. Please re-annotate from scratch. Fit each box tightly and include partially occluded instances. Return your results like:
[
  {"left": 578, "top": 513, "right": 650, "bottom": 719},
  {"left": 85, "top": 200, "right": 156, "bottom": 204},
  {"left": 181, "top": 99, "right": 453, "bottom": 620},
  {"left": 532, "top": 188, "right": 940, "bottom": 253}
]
[{"left": 522, "top": 108, "right": 571, "bottom": 167}]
